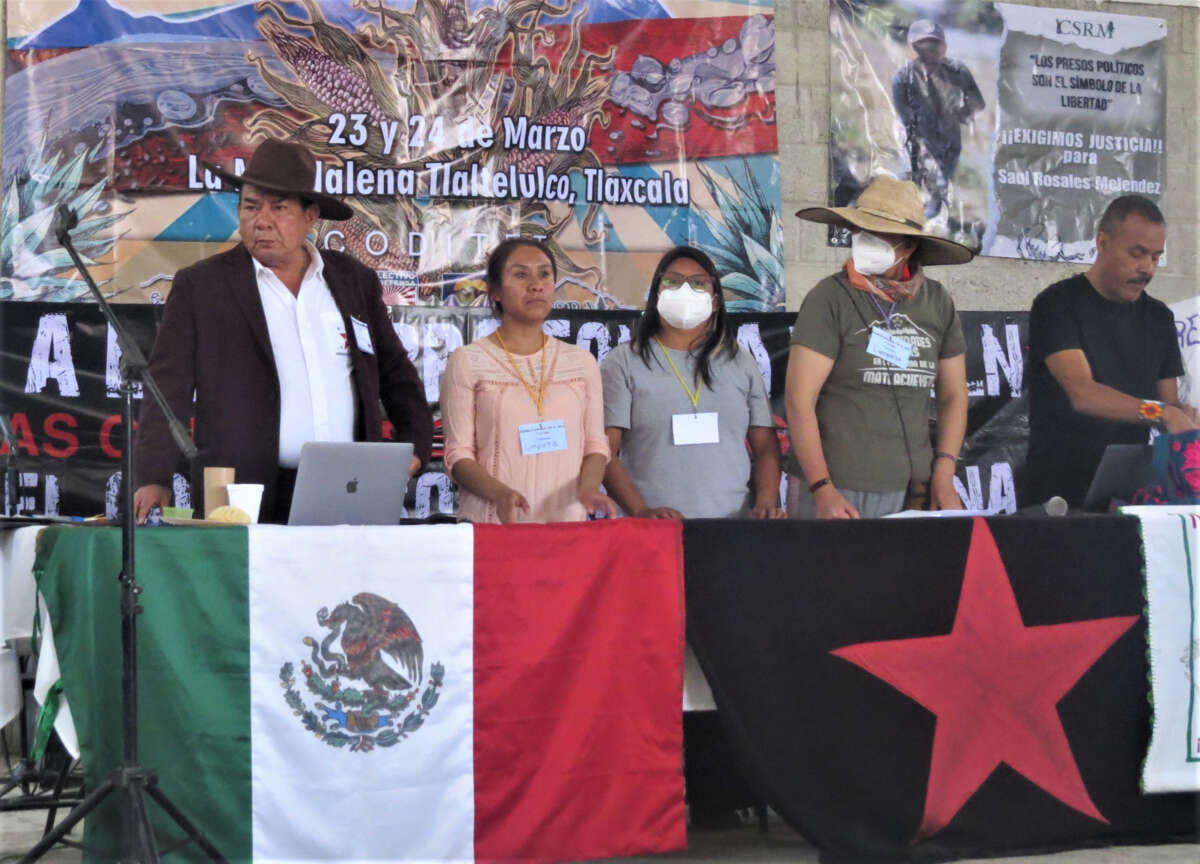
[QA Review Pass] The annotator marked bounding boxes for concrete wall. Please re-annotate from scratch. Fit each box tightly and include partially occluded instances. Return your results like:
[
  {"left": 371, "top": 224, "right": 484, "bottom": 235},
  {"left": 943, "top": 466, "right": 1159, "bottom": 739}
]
[{"left": 777, "top": 0, "right": 1199, "bottom": 310}]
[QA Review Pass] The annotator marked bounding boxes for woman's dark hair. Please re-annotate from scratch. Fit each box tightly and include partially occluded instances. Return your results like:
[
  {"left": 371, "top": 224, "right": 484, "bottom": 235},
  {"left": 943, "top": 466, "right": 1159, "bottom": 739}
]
[
  {"left": 907, "top": 242, "right": 924, "bottom": 273},
  {"left": 634, "top": 246, "right": 735, "bottom": 389},
  {"left": 485, "top": 237, "right": 557, "bottom": 314}
]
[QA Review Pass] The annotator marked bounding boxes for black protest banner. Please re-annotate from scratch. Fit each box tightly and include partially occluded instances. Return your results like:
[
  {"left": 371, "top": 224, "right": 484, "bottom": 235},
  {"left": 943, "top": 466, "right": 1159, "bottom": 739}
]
[{"left": 2, "top": 305, "right": 1029, "bottom": 517}]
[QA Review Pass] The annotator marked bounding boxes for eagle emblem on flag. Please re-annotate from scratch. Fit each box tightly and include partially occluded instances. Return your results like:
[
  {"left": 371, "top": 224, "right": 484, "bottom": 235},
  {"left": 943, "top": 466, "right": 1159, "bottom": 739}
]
[{"left": 280, "top": 592, "right": 444, "bottom": 752}]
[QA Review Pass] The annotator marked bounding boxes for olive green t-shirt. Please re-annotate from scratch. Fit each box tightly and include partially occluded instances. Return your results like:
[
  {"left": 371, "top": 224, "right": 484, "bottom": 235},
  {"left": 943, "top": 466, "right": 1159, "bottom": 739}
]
[{"left": 788, "top": 271, "right": 965, "bottom": 490}]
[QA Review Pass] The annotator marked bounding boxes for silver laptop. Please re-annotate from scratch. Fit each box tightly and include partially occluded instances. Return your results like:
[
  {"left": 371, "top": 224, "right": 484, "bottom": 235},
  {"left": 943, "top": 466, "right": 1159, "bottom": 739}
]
[
  {"left": 1082, "top": 443, "right": 1153, "bottom": 511},
  {"left": 287, "top": 442, "right": 414, "bottom": 526}
]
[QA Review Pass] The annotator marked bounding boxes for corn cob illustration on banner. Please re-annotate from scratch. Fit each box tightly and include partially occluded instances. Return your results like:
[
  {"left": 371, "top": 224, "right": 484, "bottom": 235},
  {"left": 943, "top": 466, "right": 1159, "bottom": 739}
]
[{"left": 2, "top": 0, "right": 782, "bottom": 310}]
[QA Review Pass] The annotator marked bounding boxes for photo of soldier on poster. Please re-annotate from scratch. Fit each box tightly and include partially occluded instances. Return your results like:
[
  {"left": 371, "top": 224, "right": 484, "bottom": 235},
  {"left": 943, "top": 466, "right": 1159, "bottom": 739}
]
[
  {"left": 829, "top": 0, "right": 1167, "bottom": 262},
  {"left": 893, "top": 17, "right": 986, "bottom": 223},
  {"left": 829, "top": 0, "right": 1002, "bottom": 249}
]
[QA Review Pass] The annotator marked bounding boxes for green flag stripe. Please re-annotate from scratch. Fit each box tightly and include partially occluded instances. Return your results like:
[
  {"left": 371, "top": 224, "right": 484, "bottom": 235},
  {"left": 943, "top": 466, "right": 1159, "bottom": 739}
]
[{"left": 35, "top": 525, "right": 252, "bottom": 862}]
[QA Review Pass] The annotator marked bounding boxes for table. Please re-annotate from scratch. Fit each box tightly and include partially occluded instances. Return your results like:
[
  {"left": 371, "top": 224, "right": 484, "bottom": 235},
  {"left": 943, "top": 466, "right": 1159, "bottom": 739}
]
[{"left": 19, "top": 515, "right": 1200, "bottom": 862}]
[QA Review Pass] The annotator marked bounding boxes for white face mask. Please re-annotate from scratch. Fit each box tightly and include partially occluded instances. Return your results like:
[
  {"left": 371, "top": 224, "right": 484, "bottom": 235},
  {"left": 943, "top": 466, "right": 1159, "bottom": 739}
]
[
  {"left": 656, "top": 284, "right": 714, "bottom": 330},
  {"left": 851, "top": 231, "right": 902, "bottom": 276}
]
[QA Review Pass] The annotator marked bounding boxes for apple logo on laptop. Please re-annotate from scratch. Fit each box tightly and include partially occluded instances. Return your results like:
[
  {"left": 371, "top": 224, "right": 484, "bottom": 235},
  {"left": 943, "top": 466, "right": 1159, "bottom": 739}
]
[{"left": 346, "top": 478, "right": 359, "bottom": 494}]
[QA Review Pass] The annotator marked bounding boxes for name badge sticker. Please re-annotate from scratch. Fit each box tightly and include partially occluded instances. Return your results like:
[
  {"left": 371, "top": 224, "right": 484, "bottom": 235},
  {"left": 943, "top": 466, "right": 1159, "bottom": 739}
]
[
  {"left": 866, "top": 329, "right": 912, "bottom": 369},
  {"left": 351, "top": 316, "right": 374, "bottom": 355},
  {"left": 519, "top": 419, "right": 568, "bottom": 455},
  {"left": 672, "top": 412, "right": 719, "bottom": 446}
]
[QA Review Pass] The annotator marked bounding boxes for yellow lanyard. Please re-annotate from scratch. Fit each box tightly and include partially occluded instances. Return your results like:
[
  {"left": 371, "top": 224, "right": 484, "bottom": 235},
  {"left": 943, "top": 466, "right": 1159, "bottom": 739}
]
[
  {"left": 655, "top": 339, "right": 700, "bottom": 410},
  {"left": 495, "top": 330, "right": 549, "bottom": 417}
]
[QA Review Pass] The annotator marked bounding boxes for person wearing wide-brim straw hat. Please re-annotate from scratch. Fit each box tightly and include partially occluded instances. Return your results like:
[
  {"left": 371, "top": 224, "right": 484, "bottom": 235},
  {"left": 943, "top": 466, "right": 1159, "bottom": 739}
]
[
  {"left": 783, "top": 175, "right": 974, "bottom": 519},
  {"left": 132, "top": 138, "right": 433, "bottom": 524}
]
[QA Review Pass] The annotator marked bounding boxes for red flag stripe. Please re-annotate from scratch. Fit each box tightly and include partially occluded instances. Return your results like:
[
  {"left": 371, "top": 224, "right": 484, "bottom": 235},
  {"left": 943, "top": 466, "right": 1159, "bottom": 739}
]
[{"left": 473, "top": 520, "right": 687, "bottom": 862}]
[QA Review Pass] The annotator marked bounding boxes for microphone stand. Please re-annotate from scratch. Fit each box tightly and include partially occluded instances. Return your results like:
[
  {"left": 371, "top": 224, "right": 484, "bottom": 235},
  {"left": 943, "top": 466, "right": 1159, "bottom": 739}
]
[
  {"left": 21, "top": 206, "right": 223, "bottom": 862},
  {"left": 0, "top": 414, "right": 16, "bottom": 515}
]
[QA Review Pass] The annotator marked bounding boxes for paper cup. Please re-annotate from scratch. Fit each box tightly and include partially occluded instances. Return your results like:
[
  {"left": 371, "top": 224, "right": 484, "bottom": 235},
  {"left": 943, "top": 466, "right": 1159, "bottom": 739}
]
[{"left": 225, "top": 483, "right": 265, "bottom": 524}]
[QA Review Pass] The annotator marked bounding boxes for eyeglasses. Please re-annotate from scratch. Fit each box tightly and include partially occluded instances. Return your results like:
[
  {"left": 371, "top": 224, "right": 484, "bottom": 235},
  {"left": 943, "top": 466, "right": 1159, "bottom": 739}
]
[{"left": 660, "top": 272, "right": 715, "bottom": 291}]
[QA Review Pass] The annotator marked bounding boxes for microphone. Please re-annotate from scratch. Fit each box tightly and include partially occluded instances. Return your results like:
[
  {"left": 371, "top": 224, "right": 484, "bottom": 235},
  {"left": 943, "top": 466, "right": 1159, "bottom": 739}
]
[
  {"left": 56, "top": 203, "right": 78, "bottom": 231},
  {"left": 1018, "top": 495, "right": 1068, "bottom": 516},
  {"left": 1042, "top": 495, "right": 1068, "bottom": 516},
  {"left": 54, "top": 203, "right": 78, "bottom": 244}
]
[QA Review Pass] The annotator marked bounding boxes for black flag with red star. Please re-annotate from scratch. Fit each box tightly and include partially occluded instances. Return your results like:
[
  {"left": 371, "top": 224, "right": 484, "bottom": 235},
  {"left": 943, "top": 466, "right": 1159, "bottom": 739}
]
[{"left": 683, "top": 516, "right": 1198, "bottom": 863}]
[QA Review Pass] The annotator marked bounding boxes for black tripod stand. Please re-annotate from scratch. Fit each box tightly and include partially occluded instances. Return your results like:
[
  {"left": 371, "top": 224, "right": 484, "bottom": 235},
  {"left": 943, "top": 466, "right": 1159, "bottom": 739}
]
[{"left": 20, "top": 206, "right": 226, "bottom": 863}]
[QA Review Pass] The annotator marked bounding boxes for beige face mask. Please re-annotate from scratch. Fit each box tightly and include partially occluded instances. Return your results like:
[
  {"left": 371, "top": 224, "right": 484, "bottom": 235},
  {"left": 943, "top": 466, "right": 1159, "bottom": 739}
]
[{"left": 851, "top": 232, "right": 902, "bottom": 275}]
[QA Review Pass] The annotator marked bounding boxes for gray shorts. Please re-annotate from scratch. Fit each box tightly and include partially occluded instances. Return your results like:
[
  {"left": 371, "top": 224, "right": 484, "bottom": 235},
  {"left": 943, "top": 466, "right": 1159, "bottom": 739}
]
[{"left": 786, "top": 476, "right": 907, "bottom": 519}]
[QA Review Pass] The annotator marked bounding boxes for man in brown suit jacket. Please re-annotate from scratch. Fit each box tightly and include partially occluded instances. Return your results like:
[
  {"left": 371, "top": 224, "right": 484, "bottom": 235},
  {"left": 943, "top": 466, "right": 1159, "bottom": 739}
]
[{"left": 133, "top": 140, "right": 432, "bottom": 522}]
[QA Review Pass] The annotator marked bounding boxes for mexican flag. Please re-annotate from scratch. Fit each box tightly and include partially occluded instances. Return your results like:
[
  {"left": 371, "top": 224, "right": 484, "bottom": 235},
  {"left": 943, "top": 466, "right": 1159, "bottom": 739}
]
[
  {"left": 1123, "top": 505, "right": 1200, "bottom": 793},
  {"left": 35, "top": 520, "right": 685, "bottom": 862}
]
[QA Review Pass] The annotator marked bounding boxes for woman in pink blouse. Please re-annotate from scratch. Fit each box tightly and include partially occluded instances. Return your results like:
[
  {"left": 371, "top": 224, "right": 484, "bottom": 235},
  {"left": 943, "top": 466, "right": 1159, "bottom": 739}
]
[{"left": 441, "top": 239, "right": 617, "bottom": 523}]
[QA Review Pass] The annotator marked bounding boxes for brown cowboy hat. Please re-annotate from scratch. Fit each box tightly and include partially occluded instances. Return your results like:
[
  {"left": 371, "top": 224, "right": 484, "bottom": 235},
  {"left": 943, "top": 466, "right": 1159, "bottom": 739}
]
[
  {"left": 203, "top": 139, "right": 353, "bottom": 221},
  {"left": 795, "top": 175, "right": 975, "bottom": 265}
]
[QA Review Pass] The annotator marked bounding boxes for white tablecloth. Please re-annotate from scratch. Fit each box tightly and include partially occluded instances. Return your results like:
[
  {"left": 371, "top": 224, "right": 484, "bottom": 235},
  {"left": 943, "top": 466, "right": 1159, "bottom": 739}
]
[
  {"left": 1, "top": 525, "right": 42, "bottom": 641},
  {"left": 0, "top": 525, "right": 43, "bottom": 729}
]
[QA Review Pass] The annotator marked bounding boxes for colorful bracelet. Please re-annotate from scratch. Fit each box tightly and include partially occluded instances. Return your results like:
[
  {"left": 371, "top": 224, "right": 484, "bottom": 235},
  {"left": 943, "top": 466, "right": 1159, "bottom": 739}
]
[
  {"left": 934, "top": 451, "right": 960, "bottom": 464},
  {"left": 1136, "top": 400, "right": 1165, "bottom": 427}
]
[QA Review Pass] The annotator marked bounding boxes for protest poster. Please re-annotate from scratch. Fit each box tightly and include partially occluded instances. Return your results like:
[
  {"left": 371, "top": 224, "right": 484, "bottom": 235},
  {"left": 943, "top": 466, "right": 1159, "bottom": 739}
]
[{"left": 829, "top": 0, "right": 1166, "bottom": 261}]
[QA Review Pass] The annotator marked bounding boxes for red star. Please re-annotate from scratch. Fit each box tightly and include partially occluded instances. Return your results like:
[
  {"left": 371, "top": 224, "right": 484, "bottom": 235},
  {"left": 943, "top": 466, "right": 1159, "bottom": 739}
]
[{"left": 832, "top": 518, "right": 1137, "bottom": 840}]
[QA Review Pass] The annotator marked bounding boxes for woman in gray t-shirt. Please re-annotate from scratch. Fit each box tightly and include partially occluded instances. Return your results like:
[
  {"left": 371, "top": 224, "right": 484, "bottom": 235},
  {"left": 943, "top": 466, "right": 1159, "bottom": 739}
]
[{"left": 601, "top": 247, "right": 784, "bottom": 519}]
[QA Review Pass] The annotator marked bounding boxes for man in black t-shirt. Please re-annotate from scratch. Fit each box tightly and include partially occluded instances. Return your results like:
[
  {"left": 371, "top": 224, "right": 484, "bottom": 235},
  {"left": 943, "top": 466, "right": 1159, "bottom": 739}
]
[{"left": 1025, "top": 195, "right": 1199, "bottom": 508}]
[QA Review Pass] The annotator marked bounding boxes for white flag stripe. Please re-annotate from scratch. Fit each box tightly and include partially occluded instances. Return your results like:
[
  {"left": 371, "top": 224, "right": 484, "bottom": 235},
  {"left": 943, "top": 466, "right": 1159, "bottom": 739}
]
[
  {"left": 249, "top": 524, "right": 476, "bottom": 861},
  {"left": 1125, "top": 506, "right": 1200, "bottom": 793}
]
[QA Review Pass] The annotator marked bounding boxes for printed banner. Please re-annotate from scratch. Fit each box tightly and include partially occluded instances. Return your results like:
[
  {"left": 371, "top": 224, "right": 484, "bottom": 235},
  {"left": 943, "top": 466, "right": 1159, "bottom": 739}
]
[
  {"left": 1, "top": 303, "right": 1030, "bottom": 519},
  {"left": 1170, "top": 295, "right": 1200, "bottom": 408},
  {"left": 1122, "top": 506, "right": 1200, "bottom": 792},
  {"left": 1, "top": 0, "right": 781, "bottom": 310},
  {"left": 960, "top": 311, "right": 1027, "bottom": 514},
  {"left": 828, "top": 0, "right": 1166, "bottom": 260}
]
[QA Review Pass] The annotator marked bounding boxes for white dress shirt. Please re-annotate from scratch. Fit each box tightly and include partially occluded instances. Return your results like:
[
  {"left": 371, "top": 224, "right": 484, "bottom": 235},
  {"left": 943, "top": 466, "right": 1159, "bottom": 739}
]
[{"left": 253, "top": 242, "right": 356, "bottom": 467}]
